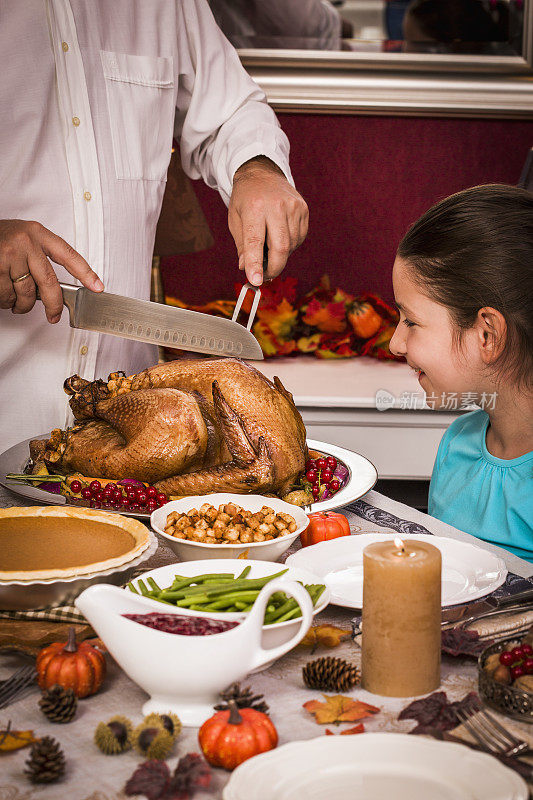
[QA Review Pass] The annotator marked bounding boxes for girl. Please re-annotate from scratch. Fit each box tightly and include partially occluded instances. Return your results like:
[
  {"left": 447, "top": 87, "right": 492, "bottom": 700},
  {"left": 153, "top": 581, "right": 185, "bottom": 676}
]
[{"left": 389, "top": 184, "right": 533, "bottom": 560}]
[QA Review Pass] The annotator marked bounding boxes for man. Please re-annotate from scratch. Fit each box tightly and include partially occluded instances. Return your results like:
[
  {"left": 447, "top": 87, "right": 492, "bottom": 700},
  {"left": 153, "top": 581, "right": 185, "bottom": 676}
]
[{"left": 0, "top": 0, "right": 308, "bottom": 452}]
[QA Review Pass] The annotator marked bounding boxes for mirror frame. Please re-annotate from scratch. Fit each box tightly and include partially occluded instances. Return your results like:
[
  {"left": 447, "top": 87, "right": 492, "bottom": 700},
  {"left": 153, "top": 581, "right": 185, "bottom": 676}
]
[{"left": 239, "top": 1, "right": 533, "bottom": 118}]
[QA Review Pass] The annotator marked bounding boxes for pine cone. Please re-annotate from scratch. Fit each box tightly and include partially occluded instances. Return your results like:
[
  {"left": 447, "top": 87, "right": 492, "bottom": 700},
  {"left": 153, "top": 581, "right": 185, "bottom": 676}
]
[
  {"left": 303, "top": 657, "right": 360, "bottom": 692},
  {"left": 24, "top": 736, "right": 66, "bottom": 784},
  {"left": 39, "top": 685, "right": 77, "bottom": 723},
  {"left": 214, "top": 682, "right": 269, "bottom": 714}
]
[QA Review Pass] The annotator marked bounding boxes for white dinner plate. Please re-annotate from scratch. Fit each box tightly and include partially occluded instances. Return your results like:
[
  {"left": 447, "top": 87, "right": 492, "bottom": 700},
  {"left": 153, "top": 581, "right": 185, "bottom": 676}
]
[
  {"left": 286, "top": 533, "right": 507, "bottom": 608},
  {"left": 0, "top": 435, "right": 376, "bottom": 517},
  {"left": 223, "top": 733, "right": 527, "bottom": 800}
]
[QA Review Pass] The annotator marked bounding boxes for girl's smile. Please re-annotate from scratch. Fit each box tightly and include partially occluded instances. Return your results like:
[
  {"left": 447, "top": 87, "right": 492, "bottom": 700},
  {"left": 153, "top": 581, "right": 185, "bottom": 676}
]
[{"left": 389, "top": 257, "right": 484, "bottom": 405}]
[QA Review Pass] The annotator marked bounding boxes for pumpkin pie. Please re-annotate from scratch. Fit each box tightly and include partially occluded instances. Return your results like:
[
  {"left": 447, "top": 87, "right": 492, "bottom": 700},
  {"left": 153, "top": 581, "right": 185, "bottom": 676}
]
[{"left": 0, "top": 506, "right": 151, "bottom": 581}]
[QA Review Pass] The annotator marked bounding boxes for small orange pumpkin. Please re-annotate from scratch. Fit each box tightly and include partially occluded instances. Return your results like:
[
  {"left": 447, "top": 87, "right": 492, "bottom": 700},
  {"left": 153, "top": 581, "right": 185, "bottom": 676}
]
[
  {"left": 198, "top": 701, "right": 278, "bottom": 770},
  {"left": 36, "top": 627, "right": 106, "bottom": 698},
  {"left": 300, "top": 511, "right": 351, "bottom": 548},
  {"left": 347, "top": 301, "right": 382, "bottom": 339}
]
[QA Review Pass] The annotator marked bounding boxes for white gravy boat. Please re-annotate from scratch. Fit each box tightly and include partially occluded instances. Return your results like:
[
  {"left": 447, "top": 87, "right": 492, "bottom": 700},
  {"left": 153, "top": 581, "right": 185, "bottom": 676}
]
[{"left": 76, "top": 579, "right": 312, "bottom": 726}]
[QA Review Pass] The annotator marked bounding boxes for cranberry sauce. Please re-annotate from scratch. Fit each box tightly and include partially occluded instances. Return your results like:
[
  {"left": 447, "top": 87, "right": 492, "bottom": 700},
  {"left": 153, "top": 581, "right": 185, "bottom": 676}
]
[{"left": 122, "top": 612, "right": 239, "bottom": 636}]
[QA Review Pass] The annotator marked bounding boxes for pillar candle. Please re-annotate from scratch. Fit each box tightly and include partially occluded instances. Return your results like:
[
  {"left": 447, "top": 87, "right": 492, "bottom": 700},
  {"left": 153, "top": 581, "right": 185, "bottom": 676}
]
[{"left": 361, "top": 537, "right": 441, "bottom": 697}]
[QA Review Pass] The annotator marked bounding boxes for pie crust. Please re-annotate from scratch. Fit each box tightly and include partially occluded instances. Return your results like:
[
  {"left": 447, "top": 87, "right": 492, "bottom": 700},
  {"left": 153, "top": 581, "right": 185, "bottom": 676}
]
[{"left": 0, "top": 505, "right": 151, "bottom": 581}]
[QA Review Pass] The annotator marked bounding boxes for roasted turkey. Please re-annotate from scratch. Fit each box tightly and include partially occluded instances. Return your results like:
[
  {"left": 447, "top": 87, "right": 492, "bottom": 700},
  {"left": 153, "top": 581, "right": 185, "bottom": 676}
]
[{"left": 31, "top": 358, "right": 308, "bottom": 497}]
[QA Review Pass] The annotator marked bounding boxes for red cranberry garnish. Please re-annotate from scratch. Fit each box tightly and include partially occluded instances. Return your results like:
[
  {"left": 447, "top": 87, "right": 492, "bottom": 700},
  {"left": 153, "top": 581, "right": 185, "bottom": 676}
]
[
  {"left": 81, "top": 487, "right": 92, "bottom": 500},
  {"left": 306, "top": 469, "right": 318, "bottom": 484},
  {"left": 329, "top": 479, "right": 340, "bottom": 493},
  {"left": 511, "top": 646, "right": 524, "bottom": 661},
  {"left": 89, "top": 480, "right": 101, "bottom": 493},
  {"left": 147, "top": 486, "right": 158, "bottom": 499},
  {"left": 522, "top": 644, "right": 533, "bottom": 656},
  {"left": 326, "top": 456, "right": 337, "bottom": 470},
  {"left": 321, "top": 469, "right": 333, "bottom": 483},
  {"left": 311, "top": 485, "right": 320, "bottom": 499},
  {"left": 156, "top": 493, "right": 168, "bottom": 505},
  {"left": 90, "top": 500, "right": 102, "bottom": 509},
  {"left": 305, "top": 459, "right": 316, "bottom": 472},
  {"left": 511, "top": 665, "right": 526, "bottom": 680},
  {"left": 316, "top": 458, "right": 327, "bottom": 470},
  {"left": 122, "top": 612, "right": 239, "bottom": 636},
  {"left": 523, "top": 657, "right": 533, "bottom": 674},
  {"left": 500, "top": 651, "right": 514, "bottom": 666},
  {"left": 70, "top": 479, "right": 82, "bottom": 494}
]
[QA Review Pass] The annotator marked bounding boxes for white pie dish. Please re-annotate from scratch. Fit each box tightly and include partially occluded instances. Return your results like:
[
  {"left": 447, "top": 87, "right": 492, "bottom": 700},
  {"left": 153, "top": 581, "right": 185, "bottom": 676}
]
[{"left": 150, "top": 493, "right": 310, "bottom": 561}]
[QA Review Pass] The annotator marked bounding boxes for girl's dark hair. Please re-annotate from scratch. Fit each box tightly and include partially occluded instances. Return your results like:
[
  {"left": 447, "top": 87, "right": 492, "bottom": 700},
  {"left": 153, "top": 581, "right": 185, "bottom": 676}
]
[{"left": 398, "top": 184, "right": 533, "bottom": 390}]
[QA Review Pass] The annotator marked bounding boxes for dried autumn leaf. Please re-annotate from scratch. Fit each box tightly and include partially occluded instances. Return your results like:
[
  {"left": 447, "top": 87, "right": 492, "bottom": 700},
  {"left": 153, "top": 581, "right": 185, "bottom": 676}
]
[
  {"left": 325, "top": 723, "right": 365, "bottom": 736},
  {"left": 0, "top": 726, "right": 38, "bottom": 753},
  {"left": 304, "top": 695, "right": 380, "bottom": 726},
  {"left": 300, "top": 625, "right": 351, "bottom": 651},
  {"left": 398, "top": 691, "right": 479, "bottom": 735},
  {"left": 125, "top": 760, "right": 170, "bottom": 800},
  {"left": 441, "top": 628, "right": 493, "bottom": 658}
]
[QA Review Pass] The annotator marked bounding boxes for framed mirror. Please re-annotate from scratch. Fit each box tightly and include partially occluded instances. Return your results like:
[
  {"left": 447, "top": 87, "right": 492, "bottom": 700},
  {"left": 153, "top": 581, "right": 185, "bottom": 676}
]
[{"left": 209, "top": 1, "right": 533, "bottom": 116}]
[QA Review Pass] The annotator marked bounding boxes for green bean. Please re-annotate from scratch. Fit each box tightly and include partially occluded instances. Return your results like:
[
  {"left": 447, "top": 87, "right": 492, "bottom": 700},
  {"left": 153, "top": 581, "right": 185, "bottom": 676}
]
[
  {"left": 137, "top": 578, "right": 150, "bottom": 597},
  {"left": 147, "top": 577, "right": 161, "bottom": 593},
  {"left": 127, "top": 582, "right": 139, "bottom": 594},
  {"left": 235, "top": 565, "right": 251, "bottom": 580},
  {"left": 175, "top": 594, "right": 210, "bottom": 607},
  {"left": 274, "top": 606, "right": 302, "bottom": 623}
]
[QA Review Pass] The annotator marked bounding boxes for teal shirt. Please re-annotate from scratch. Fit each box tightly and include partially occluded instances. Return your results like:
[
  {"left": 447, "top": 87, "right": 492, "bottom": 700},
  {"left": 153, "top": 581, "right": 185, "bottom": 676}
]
[{"left": 428, "top": 410, "right": 533, "bottom": 561}]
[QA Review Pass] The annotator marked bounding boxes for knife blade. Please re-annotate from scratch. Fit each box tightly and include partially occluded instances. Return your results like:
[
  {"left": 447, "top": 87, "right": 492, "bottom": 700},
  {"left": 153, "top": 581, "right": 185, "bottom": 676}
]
[
  {"left": 40, "top": 283, "right": 263, "bottom": 360},
  {"left": 441, "top": 588, "right": 533, "bottom": 627}
]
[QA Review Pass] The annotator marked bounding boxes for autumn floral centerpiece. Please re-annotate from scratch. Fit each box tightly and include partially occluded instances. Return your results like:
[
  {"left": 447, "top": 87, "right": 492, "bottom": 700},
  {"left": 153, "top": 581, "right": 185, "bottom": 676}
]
[{"left": 165, "top": 275, "right": 401, "bottom": 361}]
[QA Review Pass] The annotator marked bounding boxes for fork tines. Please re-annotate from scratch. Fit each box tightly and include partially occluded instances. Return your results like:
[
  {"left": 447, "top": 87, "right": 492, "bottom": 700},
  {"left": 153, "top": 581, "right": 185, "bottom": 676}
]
[
  {"left": 456, "top": 702, "right": 529, "bottom": 757},
  {"left": 0, "top": 665, "right": 38, "bottom": 709}
]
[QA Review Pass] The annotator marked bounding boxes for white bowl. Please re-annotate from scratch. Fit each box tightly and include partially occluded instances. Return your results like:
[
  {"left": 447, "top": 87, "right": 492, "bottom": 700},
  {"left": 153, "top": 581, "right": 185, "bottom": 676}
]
[
  {"left": 150, "top": 493, "right": 310, "bottom": 562},
  {"left": 127, "top": 558, "right": 330, "bottom": 665}
]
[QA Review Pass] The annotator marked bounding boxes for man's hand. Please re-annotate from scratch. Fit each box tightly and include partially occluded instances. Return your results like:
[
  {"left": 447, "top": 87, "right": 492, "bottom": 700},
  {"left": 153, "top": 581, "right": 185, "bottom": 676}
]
[
  {"left": 228, "top": 156, "right": 309, "bottom": 286},
  {"left": 0, "top": 220, "right": 104, "bottom": 323}
]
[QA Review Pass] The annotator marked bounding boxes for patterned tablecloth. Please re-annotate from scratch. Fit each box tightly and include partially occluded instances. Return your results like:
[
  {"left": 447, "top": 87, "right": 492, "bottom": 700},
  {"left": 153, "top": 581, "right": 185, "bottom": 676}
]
[{"left": 0, "top": 484, "right": 532, "bottom": 800}]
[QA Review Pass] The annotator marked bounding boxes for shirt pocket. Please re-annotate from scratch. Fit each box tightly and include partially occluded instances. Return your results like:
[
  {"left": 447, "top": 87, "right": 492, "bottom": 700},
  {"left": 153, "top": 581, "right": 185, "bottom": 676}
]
[{"left": 100, "top": 51, "right": 175, "bottom": 181}]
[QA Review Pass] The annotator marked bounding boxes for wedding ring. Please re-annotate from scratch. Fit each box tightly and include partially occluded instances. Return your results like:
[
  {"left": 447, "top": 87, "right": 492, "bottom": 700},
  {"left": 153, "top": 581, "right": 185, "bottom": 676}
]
[{"left": 13, "top": 272, "right": 32, "bottom": 284}]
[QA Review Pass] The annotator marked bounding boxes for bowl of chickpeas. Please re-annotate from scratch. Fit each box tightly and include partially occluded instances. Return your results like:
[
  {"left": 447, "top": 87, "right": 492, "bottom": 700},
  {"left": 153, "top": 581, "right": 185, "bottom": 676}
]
[{"left": 150, "top": 494, "right": 310, "bottom": 561}]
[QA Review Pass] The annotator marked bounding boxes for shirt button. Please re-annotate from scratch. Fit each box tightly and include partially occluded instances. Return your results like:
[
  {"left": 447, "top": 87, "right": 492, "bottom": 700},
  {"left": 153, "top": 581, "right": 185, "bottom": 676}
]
[
  {"left": 72, "top": 116, "right": 80, "bottom": 127},
  {"left": 80, "top": 345, "right": 88, "bottom": 356},
  {"left": 83, "top": 191, "right": 92, "bottom": 202},
  {"left": 62, "top": 41, "right": 69, "bottom": 52}
]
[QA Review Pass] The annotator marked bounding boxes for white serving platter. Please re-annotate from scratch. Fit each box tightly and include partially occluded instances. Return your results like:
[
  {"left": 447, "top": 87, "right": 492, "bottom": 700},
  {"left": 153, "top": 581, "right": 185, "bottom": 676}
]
[
  {"left": 0, "top": 436, "right": 377, "bottom": 517},
  {"left": 223, "top": 733, "right": 527, "bottom": 800},
  {"left": 286, "top": 533, "right": 507, "bottom": 608}
]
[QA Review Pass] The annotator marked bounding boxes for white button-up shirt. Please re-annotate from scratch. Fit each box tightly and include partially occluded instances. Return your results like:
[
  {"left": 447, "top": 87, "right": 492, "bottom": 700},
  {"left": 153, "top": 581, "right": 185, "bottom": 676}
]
[{"left": 0, "top": 0, "right": 291, "bottom": 452}]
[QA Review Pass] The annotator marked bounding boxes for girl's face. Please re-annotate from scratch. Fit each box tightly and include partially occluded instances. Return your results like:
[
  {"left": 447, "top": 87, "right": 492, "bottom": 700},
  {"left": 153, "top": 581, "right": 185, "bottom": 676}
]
[{"left": 389, "top": 257, "right": 484, "bottom": 403}]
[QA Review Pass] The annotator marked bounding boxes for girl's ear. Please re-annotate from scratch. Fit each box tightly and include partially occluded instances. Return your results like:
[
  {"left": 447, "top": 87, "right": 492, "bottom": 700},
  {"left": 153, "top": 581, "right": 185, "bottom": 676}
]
[{"left": 475, "top": 307, "right": 507, "bottom": 364}]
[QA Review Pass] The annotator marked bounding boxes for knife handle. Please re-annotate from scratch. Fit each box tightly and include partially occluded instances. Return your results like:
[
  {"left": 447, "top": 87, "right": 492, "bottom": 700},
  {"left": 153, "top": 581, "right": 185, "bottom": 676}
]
[
  {"left": 35, "top": 282, "right": 79, "bottom": 326},
  {"left": 494, "top": 588, "right": 533, "bottom": 607}
]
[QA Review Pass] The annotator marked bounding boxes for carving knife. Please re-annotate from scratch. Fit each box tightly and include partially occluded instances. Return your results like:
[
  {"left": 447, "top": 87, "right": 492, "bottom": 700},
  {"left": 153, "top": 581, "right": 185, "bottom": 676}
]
[{"left": 38, "top": 283, "right": 264, "bottom": 360}]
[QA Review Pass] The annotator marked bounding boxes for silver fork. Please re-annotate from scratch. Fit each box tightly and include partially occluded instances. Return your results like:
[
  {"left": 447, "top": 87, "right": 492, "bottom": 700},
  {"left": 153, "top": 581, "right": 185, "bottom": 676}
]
[
  {"left": 0, "top": 665, "right": 38, "bottom": 709},
  {"left": 456, "top": 703, "right": 530, "bottom": 758}
]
